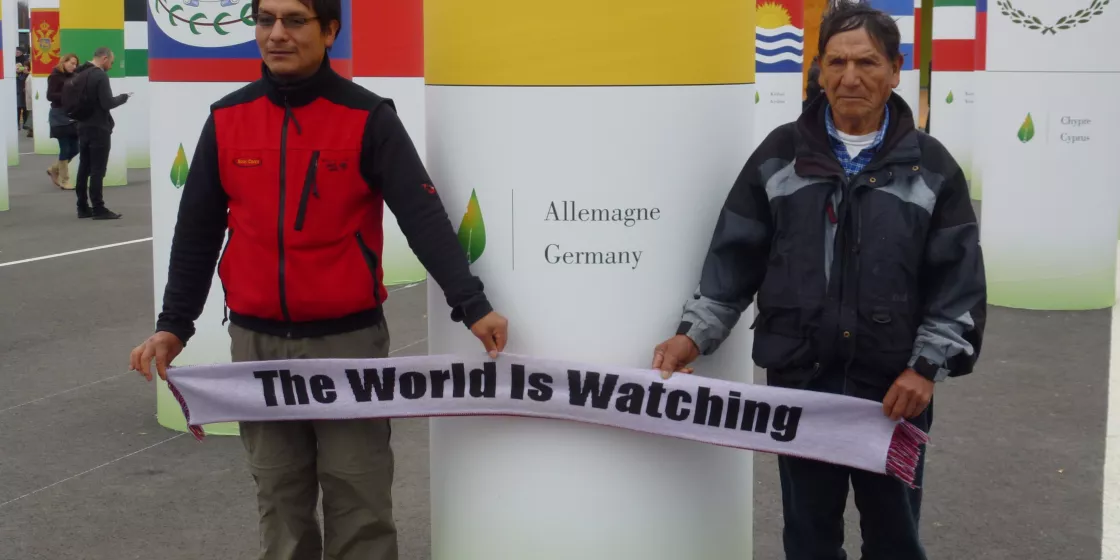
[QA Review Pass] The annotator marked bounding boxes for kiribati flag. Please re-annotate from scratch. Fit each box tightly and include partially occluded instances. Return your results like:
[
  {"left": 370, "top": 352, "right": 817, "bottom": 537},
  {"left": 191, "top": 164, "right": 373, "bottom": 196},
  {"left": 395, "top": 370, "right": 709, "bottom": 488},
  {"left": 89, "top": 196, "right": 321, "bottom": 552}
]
[{"left": 756, "top": 0, "right": 804, "bottom": 74}]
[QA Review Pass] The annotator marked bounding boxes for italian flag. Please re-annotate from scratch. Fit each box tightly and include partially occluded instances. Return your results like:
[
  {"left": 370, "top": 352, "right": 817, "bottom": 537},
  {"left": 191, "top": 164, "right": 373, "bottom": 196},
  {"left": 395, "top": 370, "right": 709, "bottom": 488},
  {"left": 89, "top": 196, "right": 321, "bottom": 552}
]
[{"left": 932, "top": 0, "right": 976, "bottom": 72}]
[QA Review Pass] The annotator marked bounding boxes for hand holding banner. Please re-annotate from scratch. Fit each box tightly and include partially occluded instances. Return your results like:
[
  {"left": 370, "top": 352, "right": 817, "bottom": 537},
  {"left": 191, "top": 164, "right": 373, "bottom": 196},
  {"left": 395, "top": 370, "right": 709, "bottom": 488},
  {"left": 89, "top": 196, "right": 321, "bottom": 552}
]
[{"left": 167, "top": 352, "right": 929, "bottom": 487}]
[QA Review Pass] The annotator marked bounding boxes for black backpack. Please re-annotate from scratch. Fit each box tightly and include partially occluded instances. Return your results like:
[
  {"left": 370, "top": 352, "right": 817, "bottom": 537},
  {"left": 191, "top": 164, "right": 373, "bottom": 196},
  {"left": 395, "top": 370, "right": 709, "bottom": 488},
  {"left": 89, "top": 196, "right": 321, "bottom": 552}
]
[{"left": 61, "top": 68, "right": 95, "bottom": 121}]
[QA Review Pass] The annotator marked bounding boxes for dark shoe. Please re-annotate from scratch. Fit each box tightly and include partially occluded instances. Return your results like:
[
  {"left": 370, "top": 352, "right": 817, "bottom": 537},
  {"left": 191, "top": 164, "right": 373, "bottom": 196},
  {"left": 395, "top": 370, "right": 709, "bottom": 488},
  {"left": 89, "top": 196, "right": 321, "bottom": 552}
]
[
  {"left": 77, "top": 208, "right": 93, "bottom": 219},
  {"left": 92, "top": 209, "right": 121, "bottom": 220}
]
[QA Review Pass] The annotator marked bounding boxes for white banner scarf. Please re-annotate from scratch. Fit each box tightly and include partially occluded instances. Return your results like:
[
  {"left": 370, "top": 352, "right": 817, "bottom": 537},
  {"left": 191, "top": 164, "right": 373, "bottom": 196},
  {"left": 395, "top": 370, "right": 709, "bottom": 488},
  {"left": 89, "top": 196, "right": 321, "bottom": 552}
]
[{"left": 166, "top": 353, "right": 929, "bottom": 487}]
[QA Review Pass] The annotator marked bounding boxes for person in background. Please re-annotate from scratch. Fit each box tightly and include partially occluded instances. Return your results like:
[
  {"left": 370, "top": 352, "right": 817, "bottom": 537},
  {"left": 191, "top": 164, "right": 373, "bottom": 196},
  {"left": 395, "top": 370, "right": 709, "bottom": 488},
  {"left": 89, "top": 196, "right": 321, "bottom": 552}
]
[
  {"left": 72, "top": 47, "right": 129, "bottom": 220},
  {"left": 804, "top": 56, "right": 823, "bottom": 110},
  {"left": 46, "top": 53, "right": 80, "bottom": 189},
  {"left": 651, "top": 2, "right": 986, "bottom": 558},
  {"left": 129, "top": 1, "right": 510, "bottom": 558},
  {"left": 15, "top": 49, "right": 28, "bottom": 132}
]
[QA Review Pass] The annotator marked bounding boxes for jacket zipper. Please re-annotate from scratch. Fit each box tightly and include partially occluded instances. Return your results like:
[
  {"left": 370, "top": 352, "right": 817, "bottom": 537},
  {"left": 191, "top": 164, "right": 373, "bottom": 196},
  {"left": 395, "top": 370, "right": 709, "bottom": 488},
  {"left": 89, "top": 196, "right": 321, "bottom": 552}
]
[
  {"left": 355, "top": 232, "right": 382, "bottom": 308},
  {"left": 277, "top": 102, "right": 294, "bottom": 330},
  {"left": 294, "top": 150, "right": 320, "bottom": 232}
]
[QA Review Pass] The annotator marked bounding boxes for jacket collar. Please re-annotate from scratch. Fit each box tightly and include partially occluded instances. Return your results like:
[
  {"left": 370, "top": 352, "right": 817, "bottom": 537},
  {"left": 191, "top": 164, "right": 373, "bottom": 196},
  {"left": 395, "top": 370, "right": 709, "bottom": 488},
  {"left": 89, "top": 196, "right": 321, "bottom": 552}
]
[
  {"left": 793, "top": 91, "right": 921, "bottom": 181},
  {"left": 261, "top": 53, "right": 337, "bottom": 108}
]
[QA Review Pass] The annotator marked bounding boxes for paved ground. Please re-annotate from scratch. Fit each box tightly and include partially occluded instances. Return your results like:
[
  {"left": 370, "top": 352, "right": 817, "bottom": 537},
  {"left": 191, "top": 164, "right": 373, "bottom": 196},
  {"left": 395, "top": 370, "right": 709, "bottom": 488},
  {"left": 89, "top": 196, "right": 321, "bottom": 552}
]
[{"left": 0, "top": 136, "right": 1112, "bottom": 560}]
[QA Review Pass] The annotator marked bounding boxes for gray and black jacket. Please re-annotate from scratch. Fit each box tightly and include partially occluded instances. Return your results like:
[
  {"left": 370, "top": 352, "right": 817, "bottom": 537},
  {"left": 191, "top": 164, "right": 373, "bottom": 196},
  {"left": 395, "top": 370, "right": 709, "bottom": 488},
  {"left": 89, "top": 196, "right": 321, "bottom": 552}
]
[{"left": 677, "top": 93, "right": 986, "bottom": 389}]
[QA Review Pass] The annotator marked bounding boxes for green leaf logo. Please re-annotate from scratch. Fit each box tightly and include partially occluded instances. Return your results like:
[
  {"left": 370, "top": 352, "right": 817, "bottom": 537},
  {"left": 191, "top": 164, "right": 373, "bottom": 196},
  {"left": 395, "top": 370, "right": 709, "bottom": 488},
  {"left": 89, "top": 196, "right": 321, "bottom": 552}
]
[
  {"left": 34, "top": 91, "right": 39, "bottom": 101},
  {"left": 457, "top": 189, "right": 486, "bottom": 264},
  {"left": 946, "top": 90, "right": 954, "bottom": 104},
  {"left": 755, "top": 91, "right": 760, "bottom": 104},
  {"left": 170, "top": 143, "right": 190, "bottom": 188},
  {"left": 1017, "top": 112, "right": 1036, "bottom": 143}
]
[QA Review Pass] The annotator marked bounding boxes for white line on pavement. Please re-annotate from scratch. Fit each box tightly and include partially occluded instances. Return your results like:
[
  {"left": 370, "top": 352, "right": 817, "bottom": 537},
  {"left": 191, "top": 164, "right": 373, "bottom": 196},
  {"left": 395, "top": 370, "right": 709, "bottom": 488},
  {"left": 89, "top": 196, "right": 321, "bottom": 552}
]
[
  {"left": 0, "top": 373, "right": 129, "bottom": 415},
  {"left": 1103, "top": 244, "right": 1120, "bottom": 560},
  {"left": 0, "top": 238, "right": 153, "bottom": 268},
  {"left": 0, "top": 433, "right": 185, "bottom": 509},
  {"left": 390, "top": 338, "right": 427, "bottom": 356}
]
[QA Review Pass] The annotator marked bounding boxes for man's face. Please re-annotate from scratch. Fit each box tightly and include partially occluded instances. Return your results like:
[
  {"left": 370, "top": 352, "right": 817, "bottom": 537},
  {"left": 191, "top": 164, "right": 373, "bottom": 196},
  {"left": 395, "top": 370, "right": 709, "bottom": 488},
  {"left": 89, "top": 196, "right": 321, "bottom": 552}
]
[
  {"left": 819, "top": 28, "right": 900, "bottom": 128},
  {"left": 97, "top": 53, "right": 114, "bottom": 71},
  {"left": 256, "top": 0, "right": 337, "bottom": 79}
]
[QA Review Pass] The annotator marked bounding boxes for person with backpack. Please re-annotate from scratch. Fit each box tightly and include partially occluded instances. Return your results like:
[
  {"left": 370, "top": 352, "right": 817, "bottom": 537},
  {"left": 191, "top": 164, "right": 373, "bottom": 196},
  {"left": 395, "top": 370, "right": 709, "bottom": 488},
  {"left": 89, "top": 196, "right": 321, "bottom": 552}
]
[
  {"left": 46, "top": 53, "right": 80, "bottom": 189},
  {"left": 129, "top": 1, "right": 510, "bottom": 558},
  {"left": 65, "top": 47, "right": 130, "bottom": 220}
]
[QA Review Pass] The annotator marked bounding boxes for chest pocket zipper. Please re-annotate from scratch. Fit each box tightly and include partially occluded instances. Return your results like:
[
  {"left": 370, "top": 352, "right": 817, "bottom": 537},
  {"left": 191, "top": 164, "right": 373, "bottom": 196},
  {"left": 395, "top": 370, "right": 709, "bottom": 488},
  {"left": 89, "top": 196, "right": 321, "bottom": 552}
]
[{"left": 294, "top": 150, "right": 320, "bottom": 232}]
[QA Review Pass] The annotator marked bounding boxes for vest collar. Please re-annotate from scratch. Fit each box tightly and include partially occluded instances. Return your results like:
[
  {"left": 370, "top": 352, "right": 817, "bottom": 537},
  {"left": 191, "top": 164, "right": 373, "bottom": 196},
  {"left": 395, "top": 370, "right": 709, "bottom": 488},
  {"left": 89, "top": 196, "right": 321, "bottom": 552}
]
[{"left": 261, "top": 53, "right": 335, "bottom": 108}]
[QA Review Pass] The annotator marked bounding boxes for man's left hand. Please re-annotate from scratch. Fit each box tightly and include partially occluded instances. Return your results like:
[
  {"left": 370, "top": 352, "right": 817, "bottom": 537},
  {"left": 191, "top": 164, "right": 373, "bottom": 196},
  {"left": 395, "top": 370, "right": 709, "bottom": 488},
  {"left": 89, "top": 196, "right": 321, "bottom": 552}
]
[
  {"left": 470, "top": 311, "right": 509, "bottom": 359},
  {"left": 882, "top": 368, "right": 934, "bottom": 421}
]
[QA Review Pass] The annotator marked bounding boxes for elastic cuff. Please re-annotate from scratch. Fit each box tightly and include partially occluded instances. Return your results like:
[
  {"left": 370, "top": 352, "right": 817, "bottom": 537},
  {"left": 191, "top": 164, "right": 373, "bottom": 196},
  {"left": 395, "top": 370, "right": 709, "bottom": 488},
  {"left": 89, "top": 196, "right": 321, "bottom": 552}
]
[
  {"left": 450, "top": 295, "right": 494, "bottom": 329},
  {"left": 908, "top": 354, "right": 949, "bottom": 382},
  {"left": 156, "top": 323, "right": 193, "bottom": 347}
]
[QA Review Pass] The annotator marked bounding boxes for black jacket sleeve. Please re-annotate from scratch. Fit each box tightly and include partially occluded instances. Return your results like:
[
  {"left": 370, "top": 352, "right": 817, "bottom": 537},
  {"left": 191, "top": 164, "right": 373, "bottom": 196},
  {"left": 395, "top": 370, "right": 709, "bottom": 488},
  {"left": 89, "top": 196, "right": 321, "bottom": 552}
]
[
  {"left": 909, "top": 165, "right": 987, "bottom": 380},
  {"left": 360, "top": 103, "right": 493, "bottom": 328},
  {"left": 155, "top": 114, "right": 229, "bottom": 344},
  {"left": 46, "top": 72, "right": 63, "bottom": 105},
  {"left": 94, "top": 71, "right": 128, "bottom": 110},
  {"left": 675, "top": 136, "right": 777, "bottom": 355}
]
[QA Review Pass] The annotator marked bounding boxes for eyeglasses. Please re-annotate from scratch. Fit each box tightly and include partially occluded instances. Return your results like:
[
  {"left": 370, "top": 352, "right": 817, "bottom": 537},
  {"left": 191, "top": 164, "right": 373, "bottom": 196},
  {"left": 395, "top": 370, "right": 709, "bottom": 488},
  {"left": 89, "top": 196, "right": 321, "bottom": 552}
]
[{"left": 253, "top": 13, "right": 319, "bottom": 29}]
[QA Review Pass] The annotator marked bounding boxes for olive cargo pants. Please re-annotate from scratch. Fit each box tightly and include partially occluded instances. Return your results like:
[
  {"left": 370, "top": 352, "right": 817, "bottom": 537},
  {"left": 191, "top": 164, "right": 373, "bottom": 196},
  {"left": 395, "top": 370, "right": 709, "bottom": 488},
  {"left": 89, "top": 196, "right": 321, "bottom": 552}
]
[{"left": 230, "top": 321, "right": 398, "bottom": 560}]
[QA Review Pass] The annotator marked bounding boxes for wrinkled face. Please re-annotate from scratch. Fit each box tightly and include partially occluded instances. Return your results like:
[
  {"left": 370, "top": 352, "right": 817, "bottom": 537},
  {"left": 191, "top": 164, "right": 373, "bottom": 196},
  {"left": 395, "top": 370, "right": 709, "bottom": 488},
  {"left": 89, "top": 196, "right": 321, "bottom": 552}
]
[
  {"left": 820, "top": 28, "right": 900, "bottom": 128},
  {"left": 255, "top": 0, "right": 338, "bottom": 79},
  {"left": 64, "top": 57, "right": 78, "bottom": 72}
]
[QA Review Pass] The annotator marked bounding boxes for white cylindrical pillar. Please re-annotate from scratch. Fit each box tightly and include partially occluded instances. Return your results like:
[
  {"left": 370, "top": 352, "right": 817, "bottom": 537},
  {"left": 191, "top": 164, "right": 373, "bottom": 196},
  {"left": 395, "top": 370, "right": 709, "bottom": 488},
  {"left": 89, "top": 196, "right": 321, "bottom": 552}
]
[
  {"left": 123, "top": 0, "right": 148, "bottom": 169},
  {"left": 755, "top": 0, "right": 805, "bottom": 144},
  {"left": 979, "top": 1, "right": 1120, "bottom": 310},
  {"left": 425, "top": 2, "right": 757, "bottom": 559},
  {"left": 2, "top": 0, "right": 18, "bottom": 169},
  {"left": 351, "top": 0, "right": 426, "bottom": 286},
  {"left": 147, "top": 0, "right": 258, "bottom": 435},
  {"left": 929, "top": 0, "right": 976, "bottom": 195}
]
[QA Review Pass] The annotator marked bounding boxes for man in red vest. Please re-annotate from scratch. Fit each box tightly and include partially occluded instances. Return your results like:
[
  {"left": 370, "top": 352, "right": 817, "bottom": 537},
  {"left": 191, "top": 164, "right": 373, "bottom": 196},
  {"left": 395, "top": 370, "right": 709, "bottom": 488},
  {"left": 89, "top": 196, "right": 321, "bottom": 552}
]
[{"left": 130, "top": 1, "right": 508, "bottom": 558}]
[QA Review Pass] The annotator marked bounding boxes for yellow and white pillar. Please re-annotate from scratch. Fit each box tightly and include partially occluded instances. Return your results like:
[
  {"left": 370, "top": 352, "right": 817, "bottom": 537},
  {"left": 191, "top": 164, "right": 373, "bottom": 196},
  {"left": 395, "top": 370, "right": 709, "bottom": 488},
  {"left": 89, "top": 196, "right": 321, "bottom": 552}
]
[{"left": 425, "top": 2, "right": 758, "bottom": 559}]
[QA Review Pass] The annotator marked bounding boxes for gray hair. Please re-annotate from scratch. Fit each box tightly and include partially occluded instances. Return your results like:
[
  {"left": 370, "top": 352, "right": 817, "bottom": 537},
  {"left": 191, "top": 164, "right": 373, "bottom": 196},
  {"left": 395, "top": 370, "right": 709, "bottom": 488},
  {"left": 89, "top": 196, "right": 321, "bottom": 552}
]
[{"left": 92, "top": 47, "right": 113, "bottom": 59}]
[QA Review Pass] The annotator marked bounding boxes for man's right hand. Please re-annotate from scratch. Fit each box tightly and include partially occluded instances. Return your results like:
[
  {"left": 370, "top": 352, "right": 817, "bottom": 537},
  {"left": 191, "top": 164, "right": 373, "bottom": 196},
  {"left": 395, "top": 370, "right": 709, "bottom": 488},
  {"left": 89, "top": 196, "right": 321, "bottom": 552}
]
[
  {"left": 652, "top": 335, "right": 700, "bottom": 380},
  {"left": 130, "top": 332, "right": 185, "bottom": 382}
]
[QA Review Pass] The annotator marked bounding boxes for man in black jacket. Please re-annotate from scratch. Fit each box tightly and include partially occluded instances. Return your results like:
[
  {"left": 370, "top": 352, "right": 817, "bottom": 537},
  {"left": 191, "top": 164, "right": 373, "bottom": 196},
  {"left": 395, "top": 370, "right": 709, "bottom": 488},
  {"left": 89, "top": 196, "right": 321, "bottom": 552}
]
[
  {"left": 130, "top": 1, "right": 509, "bottom": 559},
  {"left": 652, "top": 2, "right": 986, "bottom": 558},
  {"left": 73, "top": 47, "right": 129, "bottom": 220}
]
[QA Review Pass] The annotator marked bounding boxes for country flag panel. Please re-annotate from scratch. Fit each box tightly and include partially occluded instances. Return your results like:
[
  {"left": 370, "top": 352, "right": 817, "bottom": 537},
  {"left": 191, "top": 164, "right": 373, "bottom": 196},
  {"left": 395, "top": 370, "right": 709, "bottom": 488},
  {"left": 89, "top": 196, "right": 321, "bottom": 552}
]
[
  {"left": 913, "top": 0, "right": 922, "bottom": 69},
  {"left": 933, "top": 3, "right": 977, "bottom": 40},
  {"left": 931, "top": 39, "right": 975, "bottom": 71},
  {"left": 60, "top": 0, "right": 121, "bottom": 30},
  {"left": 352, "top": 0, "right": 423, "bottom": 78},
  {"left": 871, "top": 0, "right": 913, "bottom": 16},
  {"left": 756, "top": 0, "right": 803, "bottom": 74},
  {"left": 975, "top": 0, "right": 987, "bottom": 70},
  {"left": 894, "top": 15, "right": 916, "bottom": 47}
]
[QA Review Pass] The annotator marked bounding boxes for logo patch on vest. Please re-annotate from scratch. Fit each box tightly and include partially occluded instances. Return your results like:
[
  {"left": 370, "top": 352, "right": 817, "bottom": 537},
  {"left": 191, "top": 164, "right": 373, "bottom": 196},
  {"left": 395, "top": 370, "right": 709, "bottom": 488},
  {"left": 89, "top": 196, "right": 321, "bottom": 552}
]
[
  {"left": 234, "top": 157, "right": 262, "bottom": 168},
  {"left": 322, "top": 158, "right": 349, "bottom": 172}
]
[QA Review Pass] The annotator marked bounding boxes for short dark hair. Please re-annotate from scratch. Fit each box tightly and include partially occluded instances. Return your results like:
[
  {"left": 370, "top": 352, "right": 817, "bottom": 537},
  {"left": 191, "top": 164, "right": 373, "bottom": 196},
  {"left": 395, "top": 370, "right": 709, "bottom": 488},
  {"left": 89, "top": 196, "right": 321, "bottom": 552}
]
[
  {"left": 93, "top": 47, "right": 113, "bottom": 59},
  {"left": 819, "top": 0, "right": 902, "bottom": 64},
  {"left": 251, "top": 0, "right": 342, "bottom": 36}
]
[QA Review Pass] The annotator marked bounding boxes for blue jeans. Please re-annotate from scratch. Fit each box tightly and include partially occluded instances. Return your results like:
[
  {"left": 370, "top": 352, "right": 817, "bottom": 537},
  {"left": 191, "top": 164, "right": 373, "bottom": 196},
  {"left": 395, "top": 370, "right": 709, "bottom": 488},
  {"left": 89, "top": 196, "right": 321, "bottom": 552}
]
[{"left": 57, "top": 134, "right": 79, "bottom": 161}]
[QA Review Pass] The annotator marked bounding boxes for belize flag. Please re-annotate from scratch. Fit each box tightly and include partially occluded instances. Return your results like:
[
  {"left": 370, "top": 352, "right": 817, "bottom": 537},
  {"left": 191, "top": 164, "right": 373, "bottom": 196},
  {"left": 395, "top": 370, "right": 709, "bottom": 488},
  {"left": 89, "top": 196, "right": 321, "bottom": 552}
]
[{"left": 756, "top": 0, "right": 804, "bottom": 74}]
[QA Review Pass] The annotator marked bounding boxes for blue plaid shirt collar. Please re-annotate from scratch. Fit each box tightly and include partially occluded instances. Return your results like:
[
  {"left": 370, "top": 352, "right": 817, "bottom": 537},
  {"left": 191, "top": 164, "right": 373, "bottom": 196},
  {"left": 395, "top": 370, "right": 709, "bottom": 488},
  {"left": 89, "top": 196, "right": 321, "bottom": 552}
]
[{"left": 825, "top": 105, "right": 890, "bottom": 176}]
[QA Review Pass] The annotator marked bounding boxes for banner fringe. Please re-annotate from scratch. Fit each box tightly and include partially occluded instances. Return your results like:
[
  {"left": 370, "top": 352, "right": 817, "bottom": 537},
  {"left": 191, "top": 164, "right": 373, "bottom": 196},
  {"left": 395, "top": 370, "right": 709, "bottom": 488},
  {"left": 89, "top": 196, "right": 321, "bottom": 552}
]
[
  {"left": 885, "top": 420, "right": 929, "bottom": 488},
  {"left": 167, "top": 380, "right": 207, "bottom": 441}
]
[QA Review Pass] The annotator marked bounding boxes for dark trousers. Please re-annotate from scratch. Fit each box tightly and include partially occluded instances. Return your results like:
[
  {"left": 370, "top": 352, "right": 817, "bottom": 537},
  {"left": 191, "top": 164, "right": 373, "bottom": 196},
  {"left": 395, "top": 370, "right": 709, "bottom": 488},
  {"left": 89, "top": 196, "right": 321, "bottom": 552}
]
[
  {"left": 57, "top": 134, "right": 79, "bottom": 161},
  {"left": 75, "top": 127, "right": 112, "bottom": 211},
  {"left": 770, "top": 367, "right": 932, "bottom": 560}
]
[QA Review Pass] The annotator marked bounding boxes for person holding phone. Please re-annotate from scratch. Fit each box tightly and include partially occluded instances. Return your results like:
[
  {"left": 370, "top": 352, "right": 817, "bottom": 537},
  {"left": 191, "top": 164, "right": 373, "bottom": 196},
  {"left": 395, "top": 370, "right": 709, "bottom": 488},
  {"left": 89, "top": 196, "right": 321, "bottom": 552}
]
[{"left": 71, "top": 46, "right": 129, "bottom": 220}]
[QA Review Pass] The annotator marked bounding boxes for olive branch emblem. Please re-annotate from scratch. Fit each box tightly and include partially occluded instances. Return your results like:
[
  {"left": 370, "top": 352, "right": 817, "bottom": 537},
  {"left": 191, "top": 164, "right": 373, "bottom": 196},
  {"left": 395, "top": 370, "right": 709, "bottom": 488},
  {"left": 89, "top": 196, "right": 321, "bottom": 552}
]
[
  {"left": 153, "top": 0, "right": 255, "bottom": 36},
  {"left": 996, "top": 0, "right": 1110, "bottom": 35}
]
